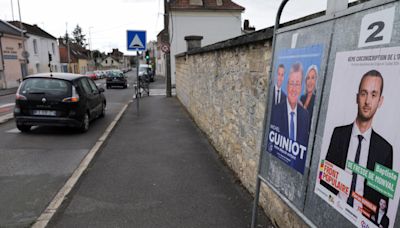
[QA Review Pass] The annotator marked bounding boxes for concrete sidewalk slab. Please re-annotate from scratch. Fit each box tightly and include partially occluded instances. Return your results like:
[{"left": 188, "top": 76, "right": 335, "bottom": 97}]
[{"left": 48, "top": 96, "right": 272, "bottom": 228}]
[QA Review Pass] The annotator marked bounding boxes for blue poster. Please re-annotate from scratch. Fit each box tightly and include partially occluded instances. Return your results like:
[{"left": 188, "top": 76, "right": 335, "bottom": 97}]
[{"left": 266, "top": 45, "right": 323, "bottom": 174}]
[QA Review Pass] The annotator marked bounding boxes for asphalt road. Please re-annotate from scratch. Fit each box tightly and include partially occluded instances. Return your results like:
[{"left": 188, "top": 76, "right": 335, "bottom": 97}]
[{"left": 0, "top": 70, "right": 136, "bottom": 227}]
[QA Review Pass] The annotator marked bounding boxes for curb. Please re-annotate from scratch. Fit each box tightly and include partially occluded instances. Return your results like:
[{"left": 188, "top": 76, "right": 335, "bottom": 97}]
[
  {"left": 0, "top": 113, "right": 13, "bottom": 124},
  {"left": 32, "top": 101, "right": 131, "bottom": 228}
]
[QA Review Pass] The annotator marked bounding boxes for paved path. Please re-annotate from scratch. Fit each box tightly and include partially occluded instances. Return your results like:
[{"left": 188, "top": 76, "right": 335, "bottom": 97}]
[{"left": 48, "top": 87, "right": 272, "bottom": 227}]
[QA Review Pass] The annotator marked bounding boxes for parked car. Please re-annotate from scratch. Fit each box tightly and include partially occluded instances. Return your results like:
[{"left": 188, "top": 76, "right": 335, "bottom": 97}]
[
  {"left": 106, "top": 70, "right": 128, "bottom": 89},
  {"left": 14, "top": 73, "right": 106, "bottom": 133},
  {"left": 85, "top": 71, "right": 97, "bottom": 80},
  {"left": 138, "top": 64, "right": 154, "bottom": 82}
]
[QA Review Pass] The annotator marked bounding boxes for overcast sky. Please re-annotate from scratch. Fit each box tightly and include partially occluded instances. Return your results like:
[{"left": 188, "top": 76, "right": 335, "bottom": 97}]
[{"left": 0, "top": 0, "right": 340, "bottom": 55}]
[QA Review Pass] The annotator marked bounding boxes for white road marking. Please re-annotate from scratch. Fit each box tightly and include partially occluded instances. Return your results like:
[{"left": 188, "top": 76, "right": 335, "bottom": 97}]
[{"left": 6, "top": 128, "right": 19, "bottom": 133}]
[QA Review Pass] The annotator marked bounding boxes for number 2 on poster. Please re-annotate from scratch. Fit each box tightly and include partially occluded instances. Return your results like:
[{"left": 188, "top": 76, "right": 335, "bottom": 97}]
[{"left": 358, "top": 7, "right": 395, "bottom": 48}]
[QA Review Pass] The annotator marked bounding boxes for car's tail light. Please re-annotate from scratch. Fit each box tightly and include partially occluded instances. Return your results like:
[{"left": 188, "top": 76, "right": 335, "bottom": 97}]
[
  {"left": 15, "top": 85, "right": 27, "bottom": 100},
  {"left": 62, "top": 86, "right": 80, "bottom": 102}
]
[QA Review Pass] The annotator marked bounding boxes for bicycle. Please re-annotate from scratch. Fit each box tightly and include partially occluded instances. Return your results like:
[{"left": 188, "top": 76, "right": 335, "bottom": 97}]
[{"left": 133, "top": 74, "right": 150, "bottom": 99}]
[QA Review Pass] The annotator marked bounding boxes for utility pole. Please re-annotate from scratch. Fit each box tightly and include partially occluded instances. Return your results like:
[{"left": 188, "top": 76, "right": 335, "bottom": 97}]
[
  {"left": 11, "top": 0, "right": 15, "bottom": 21},
  {"left": 164, "top": 0, "right": 172, "bottom": 97},
  {"left": 66, "top": 23, "right": 71, "bottom": 73},
  {"left": 89, "top": 26, "right": 94, "bottom": 71},
  {"left": 17, "top": 0, "right": 27, "bottom": 79}
]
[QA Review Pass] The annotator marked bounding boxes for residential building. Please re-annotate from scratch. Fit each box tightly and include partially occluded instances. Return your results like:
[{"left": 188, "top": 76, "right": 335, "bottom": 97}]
[
  {"left": 58, "top": 38, "right": 89, "bottom": 74},
  {"left": 156, "top": 29, "right": 168, "bottom": 77},
  {"left": 8, "top": 21, "right": 61, "bottom": 75},
  {"left": 100, "top": 56, "right": 121, "bottom": 69},
  {"left": 167, "top": 0, "right": 244, "bottom": 85},
  {"left": 0, "top": 20, "right": 27, "bottom": 89}
]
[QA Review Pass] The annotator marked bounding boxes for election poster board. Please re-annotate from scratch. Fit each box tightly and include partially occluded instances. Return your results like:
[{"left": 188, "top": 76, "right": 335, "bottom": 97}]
[
  {"left": 266, "top": 45, "right": 323, "bottom": 174},
  {"left": 315, "top": 46, "right": 400, "bottom": 228}
]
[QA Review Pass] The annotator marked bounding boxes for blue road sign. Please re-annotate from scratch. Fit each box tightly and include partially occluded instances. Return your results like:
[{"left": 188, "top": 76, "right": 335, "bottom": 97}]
[{"left": 127, "top": 30, "right": 146, "bottom": 51}]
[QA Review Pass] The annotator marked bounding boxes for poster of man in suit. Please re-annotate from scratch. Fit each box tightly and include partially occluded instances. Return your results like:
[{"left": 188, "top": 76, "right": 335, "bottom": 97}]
[
  {"left": 266, "top": 45, "right": 323, "bottom": 174},
  {"left": 315, "top": 46, "right": 400, "bottom": 228}
]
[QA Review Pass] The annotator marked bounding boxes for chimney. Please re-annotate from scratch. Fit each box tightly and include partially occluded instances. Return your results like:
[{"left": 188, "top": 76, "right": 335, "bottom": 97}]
[
  {"left": 216, "top": 0, "right": 223, "bottom": 6},
  {"left": 184, "top": 35, "right": 203, "bottom": 52},
  {"left": 243, "top": 19, "right": 256, "bottom": 33}
]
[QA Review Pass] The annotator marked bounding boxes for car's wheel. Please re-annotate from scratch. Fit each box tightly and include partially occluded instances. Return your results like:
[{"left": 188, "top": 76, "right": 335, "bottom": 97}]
[
  {"left": 17, "top": 124, "right": 31, "bottom": 132},
  {"left": 100, "top": 103, "right": 106, "bottom": 118},
  {"left": 79, "top": 113, "right": 90, "bottom": 132}
]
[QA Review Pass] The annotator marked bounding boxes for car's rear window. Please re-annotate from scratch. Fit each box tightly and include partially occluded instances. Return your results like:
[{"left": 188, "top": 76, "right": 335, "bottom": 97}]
[
  {"left": 20, "top": 78, "right": 71, "bottom": 96},
  {"left": 109, "top": 71, "right": 124, "bottom": 77}
]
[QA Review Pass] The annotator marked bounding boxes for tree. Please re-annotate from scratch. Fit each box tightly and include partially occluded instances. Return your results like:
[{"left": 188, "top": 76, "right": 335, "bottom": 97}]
[
  {"left": 72, "top": 24, "right": 87, "bottom": 48},
  {"left": 60, "top": 32, "right": 74, "bottom": 45}
]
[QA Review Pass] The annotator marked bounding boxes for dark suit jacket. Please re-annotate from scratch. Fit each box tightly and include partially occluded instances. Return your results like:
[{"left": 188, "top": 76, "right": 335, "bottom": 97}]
[
  {"left": 271, "top": 99, "right": 310, "bottom": 147},
  {"left": 322, "top": 124, "right": 393, "bottom": 218},
  {"left": 374, "top": 212, "right": 389, "bottom": 228},
  {"left": 272, "top": 86, "right": 287, "bottom": 105}
]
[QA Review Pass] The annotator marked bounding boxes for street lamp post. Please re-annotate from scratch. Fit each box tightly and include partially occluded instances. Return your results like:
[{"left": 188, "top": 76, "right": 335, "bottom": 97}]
[{"left": 88, "top": 26, "right": 94, "bottom": 71}]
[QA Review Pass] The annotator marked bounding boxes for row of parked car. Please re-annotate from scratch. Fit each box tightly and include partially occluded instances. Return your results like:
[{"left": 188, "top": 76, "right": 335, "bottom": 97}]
[{"left": 85, "top": 69, "right": 131, "bottom": 80}]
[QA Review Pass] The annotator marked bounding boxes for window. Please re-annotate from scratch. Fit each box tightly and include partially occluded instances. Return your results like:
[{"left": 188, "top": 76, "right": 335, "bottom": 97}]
[
  {"left": 52, "top": 43, "right": 55, "bottom": 54},
  {"left": 33, "top": 39, "right": 38, "bottom": 54},
  {"left": 80, "top": 78, "right": 93, "bottom": 94},
  {"left": 189, "top": 0, "right": 203, "bottom": 5},
  {"left": 111, "top": 60, "right": 114, "bottom": 64},
  {"left": 18, "top": 43, "right": 22, "bottom": 49},
  {"left": 105, "top": 60, "right": 108, "bottom": 64},
  {"left": 87, "top": 79, "right": 99, "bottom": 93}
]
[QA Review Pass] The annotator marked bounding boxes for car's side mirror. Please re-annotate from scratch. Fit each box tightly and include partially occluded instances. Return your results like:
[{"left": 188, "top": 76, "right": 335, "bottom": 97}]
[{"left": 99, "top": 88, "right": 105, "bottom": 93}]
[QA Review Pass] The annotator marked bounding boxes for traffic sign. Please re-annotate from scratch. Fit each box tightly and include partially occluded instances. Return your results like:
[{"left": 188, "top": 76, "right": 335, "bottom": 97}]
[
  {"left": 161, "top": 43, "right": 170, "bottom": 53},
  {"left": 127, "top": 30, "right": 146, "bottom": 51}
]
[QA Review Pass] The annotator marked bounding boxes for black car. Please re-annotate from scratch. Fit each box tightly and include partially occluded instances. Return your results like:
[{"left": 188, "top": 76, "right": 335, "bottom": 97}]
[
  {"left": 106, "top": 70, "right": 127, "bottom": 89},
  {"left": 14, "top": 73, "right": 106, "bottom": 133}
]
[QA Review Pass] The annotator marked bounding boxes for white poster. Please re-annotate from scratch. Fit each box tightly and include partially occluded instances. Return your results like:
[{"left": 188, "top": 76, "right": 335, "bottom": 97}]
[{"left": 315, "top": 46, "right": 400, "bottom": 228}]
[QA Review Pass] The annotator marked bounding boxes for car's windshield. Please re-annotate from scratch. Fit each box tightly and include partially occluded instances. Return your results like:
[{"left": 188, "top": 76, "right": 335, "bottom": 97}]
[{"left": 20, "top": 78, "right": 71, "bottom": 96}]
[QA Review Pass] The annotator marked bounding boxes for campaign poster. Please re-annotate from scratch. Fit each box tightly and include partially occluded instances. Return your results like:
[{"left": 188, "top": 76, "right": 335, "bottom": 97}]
[
  {"left": 266, "top": 45, "right": 323, "bottom": 174},
  {"left": 314, "top": 46, "right": 400, "bottom": 228}
]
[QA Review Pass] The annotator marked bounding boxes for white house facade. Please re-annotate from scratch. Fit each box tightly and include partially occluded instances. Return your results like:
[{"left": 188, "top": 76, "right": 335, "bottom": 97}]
[
  {"left": 168, "top": 0, "right": 244, "bottom": 85},
  {"left": 8, "top": 22, "right": 61, "bottom": 75},
  {"left": 100, "top": 56, "right": 122, "bottom": 69}
]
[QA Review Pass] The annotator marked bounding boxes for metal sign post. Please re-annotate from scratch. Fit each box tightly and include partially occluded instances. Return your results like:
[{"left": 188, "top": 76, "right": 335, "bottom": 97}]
[
  {"left": 127, "top": 30, "right": 147, "bottom": 116},
  {"left": 136, "top": 51, "right": 140, "bottom": 116},
  {"left": 251, "top": 1, "right": 289, "bottom": 227}
]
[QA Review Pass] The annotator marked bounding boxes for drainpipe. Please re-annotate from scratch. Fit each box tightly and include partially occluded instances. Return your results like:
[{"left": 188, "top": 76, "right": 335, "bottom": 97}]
[{"left": 0, "top": 32, "right": 6, "bottom": 89}]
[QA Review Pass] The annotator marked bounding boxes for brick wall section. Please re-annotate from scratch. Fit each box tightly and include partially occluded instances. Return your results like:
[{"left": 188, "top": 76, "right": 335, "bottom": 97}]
[{"left": 175, "top": 28, "right": 309, "bottom": 227}]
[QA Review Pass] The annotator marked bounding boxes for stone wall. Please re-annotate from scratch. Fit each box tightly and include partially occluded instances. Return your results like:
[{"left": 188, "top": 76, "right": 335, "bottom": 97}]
[{"left": 175, "top": 29, "right": 308, "bottom": 227}]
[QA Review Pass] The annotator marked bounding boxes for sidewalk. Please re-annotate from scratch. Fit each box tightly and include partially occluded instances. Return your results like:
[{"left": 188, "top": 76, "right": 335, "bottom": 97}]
[
  {"left": 48, "top": 85, "right": 272, "bottom": 227},
  {"left": 0, "top": 87, "right": 17, "bottom": 96}
]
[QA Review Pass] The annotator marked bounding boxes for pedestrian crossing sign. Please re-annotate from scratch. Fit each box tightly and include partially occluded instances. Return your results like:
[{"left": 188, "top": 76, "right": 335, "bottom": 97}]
[{"left": 127, "top": 30, "right": 146, "bottom": 51}]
